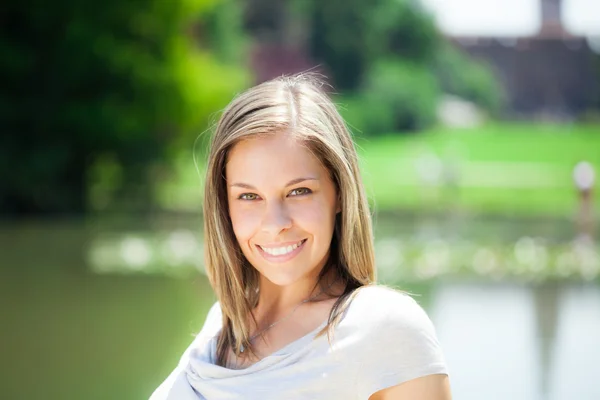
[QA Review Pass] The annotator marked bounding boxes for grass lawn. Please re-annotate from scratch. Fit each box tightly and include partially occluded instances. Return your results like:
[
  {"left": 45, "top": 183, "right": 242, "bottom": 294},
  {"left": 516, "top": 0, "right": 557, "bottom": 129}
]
[
  {"left": 355, "top": 123, "right": 600, "bottom": 216},
  {"left": 159, "top": 122, "right": 600, "bottom": 217}
]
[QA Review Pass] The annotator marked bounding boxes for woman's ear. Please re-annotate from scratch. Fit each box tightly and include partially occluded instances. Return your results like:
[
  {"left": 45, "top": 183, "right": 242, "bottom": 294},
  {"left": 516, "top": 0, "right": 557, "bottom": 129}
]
[{"left": 336, "top": 195, "right": 342, "bottom": 214}]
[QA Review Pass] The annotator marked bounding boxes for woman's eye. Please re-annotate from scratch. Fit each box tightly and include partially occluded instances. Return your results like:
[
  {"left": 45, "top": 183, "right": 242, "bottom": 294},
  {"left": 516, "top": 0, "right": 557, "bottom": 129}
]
[
  {"left": 238, "top": 193, "right": 259, "bottom": 201},
  {"left": 289, "top": 187, "right": 312, "bottom": 196}
]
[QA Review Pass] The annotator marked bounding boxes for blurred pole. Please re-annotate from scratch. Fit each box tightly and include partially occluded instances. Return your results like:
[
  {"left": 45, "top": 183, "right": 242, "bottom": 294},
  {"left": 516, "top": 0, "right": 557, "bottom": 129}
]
[
  {"left": 442, "top": 145, "right": 463, "bottom": 239},
  {"left": 415, "top": 150, "right": 443, "bottom": 207},
  {"left": 573, "top": 161, "right": 595, "bottom": 240},
  {"left": 533, "top": 281, "right": 560, "bottom": 400}
]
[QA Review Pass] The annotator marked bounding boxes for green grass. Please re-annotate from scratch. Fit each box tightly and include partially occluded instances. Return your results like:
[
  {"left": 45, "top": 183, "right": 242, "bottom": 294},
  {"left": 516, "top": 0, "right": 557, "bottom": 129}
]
[
  {"left": 161, "top": 122, "right": 600, "bottom": 217},
  {"left": 356, "top": 123, "right": 600, "bottom": 216}
]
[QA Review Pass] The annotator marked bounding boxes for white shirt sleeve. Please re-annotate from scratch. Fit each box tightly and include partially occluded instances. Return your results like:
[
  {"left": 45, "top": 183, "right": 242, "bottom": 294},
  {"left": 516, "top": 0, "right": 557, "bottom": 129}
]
[{"left": 356, "top": 290, "right": 448, "bottom": 399}]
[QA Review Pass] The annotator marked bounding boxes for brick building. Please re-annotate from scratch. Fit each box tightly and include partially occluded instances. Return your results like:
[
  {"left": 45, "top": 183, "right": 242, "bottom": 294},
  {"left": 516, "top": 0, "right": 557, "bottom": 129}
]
[{"left": 427, "top": 0, "right": 600, "bottom": 118}]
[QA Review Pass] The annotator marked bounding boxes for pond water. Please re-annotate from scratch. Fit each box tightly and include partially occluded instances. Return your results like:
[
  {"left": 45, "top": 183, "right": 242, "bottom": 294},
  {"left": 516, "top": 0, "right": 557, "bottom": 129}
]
[
  {"left": 1, "top": 215, "right": 598, "bottom": 399},
  {"left": 429, "top": 281, "right": 600, "bottom": 400}
]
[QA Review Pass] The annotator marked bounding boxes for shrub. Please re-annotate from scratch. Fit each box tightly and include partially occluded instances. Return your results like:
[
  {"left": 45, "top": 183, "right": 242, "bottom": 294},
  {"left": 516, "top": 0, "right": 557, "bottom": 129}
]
[
  {"left": 343, "top": 60, "right": 439, "bottom": 136},
  {"left": 434, "top": 42, "right": 504, "bottom": 114}
]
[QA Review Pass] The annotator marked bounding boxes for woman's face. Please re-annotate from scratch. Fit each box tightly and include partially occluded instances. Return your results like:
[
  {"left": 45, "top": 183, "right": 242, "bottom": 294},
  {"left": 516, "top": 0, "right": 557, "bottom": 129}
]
[{"left": 225, "top": 132, "right": 340, "bottom": 287}]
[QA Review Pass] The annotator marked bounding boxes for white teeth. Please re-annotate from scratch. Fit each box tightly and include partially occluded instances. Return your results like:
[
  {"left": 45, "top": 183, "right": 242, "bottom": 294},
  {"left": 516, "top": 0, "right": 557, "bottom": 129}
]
[{"left": 260, "top": 240, "right": 304, "bottom": 256}]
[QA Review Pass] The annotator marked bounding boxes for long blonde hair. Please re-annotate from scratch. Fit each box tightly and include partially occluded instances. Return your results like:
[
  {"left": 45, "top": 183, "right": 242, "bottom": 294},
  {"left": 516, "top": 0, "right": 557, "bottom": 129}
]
[{"left": 203, "top": 73, "right": 376, "bottom": 365}]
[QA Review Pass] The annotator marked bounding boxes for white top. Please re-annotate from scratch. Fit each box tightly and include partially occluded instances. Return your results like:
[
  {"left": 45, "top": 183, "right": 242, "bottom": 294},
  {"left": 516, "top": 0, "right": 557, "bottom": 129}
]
[{"left": 149, "top": 286, "right": 448, "bottom": 400}]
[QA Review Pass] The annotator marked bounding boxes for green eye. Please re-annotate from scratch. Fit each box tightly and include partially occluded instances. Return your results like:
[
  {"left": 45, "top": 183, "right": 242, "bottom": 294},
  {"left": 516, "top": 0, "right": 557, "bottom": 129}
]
[
  {"left": 239, "top": 193, "right": 258, "bottom": 200},
  {"left": 289, "top": 188, "right": 311, "bottom": 196}
]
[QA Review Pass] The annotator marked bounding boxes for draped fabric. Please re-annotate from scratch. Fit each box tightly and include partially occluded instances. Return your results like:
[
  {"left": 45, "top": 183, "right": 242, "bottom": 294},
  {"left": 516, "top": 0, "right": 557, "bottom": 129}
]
[{"left": 149, "top": 286, "right": 448, "bottom": 400}]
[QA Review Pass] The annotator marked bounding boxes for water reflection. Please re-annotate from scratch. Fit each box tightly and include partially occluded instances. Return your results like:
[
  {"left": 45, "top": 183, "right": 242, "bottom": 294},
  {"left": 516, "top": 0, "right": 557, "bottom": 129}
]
[
  {"left": 1, "top": 216, "right": 599, "bottom": 399},
  {"left": 533, "top": 282, "right": 560, "bottom": 400},
  {"left": 548, "top": 285, "right": 600, "bottom": 400},
  {"left": 89, "top": 230, "right": 205, "bottom": 276},
  {"left": 87, "top": 218, "right": 600, "bottom": 281},
  {"left": 430, "top": 282, "right": 600, "bottom": 400}
]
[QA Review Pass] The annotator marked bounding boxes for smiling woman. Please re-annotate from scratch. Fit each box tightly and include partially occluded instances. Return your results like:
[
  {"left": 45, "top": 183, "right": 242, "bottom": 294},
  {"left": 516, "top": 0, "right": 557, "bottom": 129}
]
[
  {"left": 149, "top": 74, "right": 451, "bottom": 400},
  {"left": 226, "top": 133, "right": 340, "bottom": 294}
]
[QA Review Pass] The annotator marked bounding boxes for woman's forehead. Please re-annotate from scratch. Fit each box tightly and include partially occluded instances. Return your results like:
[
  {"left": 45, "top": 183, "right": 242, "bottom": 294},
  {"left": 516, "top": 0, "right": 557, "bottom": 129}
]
[
  {"left": 228, "top": 134, "right": 317, "bottom": 169},
  {"left": 225, "top": 134, "right": 329, "bottom": 185}
]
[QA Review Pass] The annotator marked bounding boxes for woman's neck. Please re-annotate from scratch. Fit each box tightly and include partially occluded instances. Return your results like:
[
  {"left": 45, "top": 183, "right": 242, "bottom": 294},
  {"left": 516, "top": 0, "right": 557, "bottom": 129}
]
[{"left": 254, "top": 268, "right": 338, "bottom": 323}]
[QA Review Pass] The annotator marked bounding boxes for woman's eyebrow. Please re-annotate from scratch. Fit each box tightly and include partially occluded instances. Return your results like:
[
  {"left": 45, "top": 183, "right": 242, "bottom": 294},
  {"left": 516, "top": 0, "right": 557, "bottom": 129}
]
[
  {"left": 285, "top": 177, "right": 319, "bottom": 187},
  {"left": 229, "top": 177, "right": 319, "bottom": 189}
]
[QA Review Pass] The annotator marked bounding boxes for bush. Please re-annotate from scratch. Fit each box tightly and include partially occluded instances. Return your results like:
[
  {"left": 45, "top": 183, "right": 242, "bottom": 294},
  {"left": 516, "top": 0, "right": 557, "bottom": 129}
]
[
  {"left": 434, "top": 42, "right": 504, "bottom": 114},
  {"left": 340, "top": 43, "right": 505, "bottom": 136},
  {"left": 306, "top": 0, "right": 439, "bottom": 91},
  {"left": 341, "top": 60, "right": 439, "bottom": 136}
]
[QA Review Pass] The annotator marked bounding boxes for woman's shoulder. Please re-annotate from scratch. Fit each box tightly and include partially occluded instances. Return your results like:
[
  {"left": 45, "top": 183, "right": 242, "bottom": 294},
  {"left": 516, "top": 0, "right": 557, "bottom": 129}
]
[
  {"left": 352, "top": 284, "right": 415, "bottom": 304},
  {"left": 349, "top": 285, "right": 424, "bottom": 318},
  {"left": 344, "top": 285, "right": 436, "bottom": 336},
  {"left": 343, "top": 288, "right": 447, "bottom": 398}
]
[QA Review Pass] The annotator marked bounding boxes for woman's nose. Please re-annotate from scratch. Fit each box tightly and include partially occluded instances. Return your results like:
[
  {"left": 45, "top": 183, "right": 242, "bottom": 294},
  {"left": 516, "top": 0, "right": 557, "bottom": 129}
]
[{"left": 261, "top": 201, "right": 292, "bottom": 235}]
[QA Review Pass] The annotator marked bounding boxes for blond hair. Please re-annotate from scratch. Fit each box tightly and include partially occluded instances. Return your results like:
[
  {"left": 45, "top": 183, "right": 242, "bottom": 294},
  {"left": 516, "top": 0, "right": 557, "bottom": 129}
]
[{"left": 203, "top": 73, "right": 376, "bottom": 365}]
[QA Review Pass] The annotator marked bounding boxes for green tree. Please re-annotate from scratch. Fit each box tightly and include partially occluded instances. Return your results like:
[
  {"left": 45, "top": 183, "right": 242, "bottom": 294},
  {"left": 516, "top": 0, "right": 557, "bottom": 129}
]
[
  {"left": 306, "top": 0, "right": 439, "bottom": 91},
  {"left": 434, "top": 42, "right": 504, "bottom": 114},
  {"left": 295, "top": 0, "right": 503, "bottom": 134},
  {"left": 0, "top": 0, "right": 249, "bottom": 216}
]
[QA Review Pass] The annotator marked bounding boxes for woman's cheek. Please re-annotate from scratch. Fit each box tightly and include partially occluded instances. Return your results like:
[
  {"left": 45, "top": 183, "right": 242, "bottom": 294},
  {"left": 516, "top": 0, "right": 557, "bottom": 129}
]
[
  {"left": 230, "top": 205, "right": 262, "bottom": 241},
  {"left": 292, "top": 202, "right": 327, "bottom": 227}
]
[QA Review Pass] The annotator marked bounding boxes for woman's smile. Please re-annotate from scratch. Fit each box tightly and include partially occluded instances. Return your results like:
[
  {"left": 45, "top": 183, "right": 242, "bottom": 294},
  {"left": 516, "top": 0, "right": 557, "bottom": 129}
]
[{"left": 256, "top": 238, "right": 307, "bottom": 263}]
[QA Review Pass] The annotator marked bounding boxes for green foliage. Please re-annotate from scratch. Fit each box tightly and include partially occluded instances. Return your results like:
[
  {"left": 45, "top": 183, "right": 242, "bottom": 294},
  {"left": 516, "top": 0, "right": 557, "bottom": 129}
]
[
  {"left": 301, "top": 0, "right": 502, "bottom": 136},
  {"left": 204, "top": 0, "right": 250, "bottom": 65},
  {"left": 434, "top": 43, "right": 505, "bottom": 114},
  {"left": 341, "top": 60, "right": 439, "bottom": 135},
  {"left": 306, "top": 0, "right": 438, "bottom": 91},
  {"left": 0, "top": 0, "right": 250, "bottom": 215}
]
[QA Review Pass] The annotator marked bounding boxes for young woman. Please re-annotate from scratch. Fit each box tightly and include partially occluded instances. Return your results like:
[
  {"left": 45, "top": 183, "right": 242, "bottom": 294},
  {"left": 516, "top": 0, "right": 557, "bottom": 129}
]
[{"left": 150, "top": 74, "right": 451, "bottom": 399}]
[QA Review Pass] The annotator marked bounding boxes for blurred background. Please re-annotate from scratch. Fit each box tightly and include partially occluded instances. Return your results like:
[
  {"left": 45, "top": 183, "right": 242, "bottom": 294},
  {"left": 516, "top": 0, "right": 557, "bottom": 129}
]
[{"left": 1, "top": 0, "right": 599, "bottom": 399}]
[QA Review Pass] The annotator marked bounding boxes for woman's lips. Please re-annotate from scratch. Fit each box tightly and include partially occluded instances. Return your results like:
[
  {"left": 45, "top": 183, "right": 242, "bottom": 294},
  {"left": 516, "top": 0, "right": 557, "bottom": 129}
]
[{"left": 256, "top": 239, "right": 307, "bottom": 263}]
